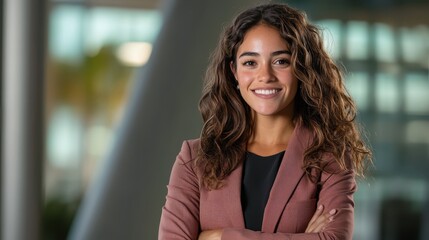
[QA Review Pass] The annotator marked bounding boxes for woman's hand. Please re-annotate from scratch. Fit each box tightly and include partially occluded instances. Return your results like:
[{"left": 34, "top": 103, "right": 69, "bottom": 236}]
[
  {"left": 305, "top": 205, "right": 337, "bottom": 233},
  {"left": 198, "top": 229, "right": 223, "bottom": 240},
  {"left": 198, "top": 205, "right": 335, "bottom": 238}
]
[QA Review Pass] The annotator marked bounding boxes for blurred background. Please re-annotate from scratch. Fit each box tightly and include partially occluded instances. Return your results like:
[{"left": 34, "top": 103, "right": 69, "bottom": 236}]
[{"left": 1, "top": 0, "right": 428, "bottom": 239}]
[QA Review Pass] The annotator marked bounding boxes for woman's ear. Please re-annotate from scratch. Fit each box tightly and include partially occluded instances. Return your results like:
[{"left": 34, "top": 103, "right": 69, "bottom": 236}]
[{"left": 230, "top": 61, "right": 237, "bottom": 79}]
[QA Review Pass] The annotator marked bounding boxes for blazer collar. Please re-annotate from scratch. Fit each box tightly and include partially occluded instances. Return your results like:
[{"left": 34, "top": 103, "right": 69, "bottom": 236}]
[
  {"left": 220, "top": 162, "right": 245, "bottom": 228},
  {"left": 217, "top": 121, "right": 313, "bottom": 231},
  {"left": 262, "top": 121, "right": 312, "bottom": 232}
]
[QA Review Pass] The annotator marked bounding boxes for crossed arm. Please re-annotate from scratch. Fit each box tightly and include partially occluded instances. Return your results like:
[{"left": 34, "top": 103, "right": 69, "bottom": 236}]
[
  {"left": 199, "top": 205, "right": 337, "bottom": 239},
  {"left": 159, "top": 141, "right": 356, "bottom": 240}
]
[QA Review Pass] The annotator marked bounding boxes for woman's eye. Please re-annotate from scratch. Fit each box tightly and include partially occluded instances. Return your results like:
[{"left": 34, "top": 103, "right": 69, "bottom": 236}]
[
  {"left": 243, "top": 61, "right": 256, "bottom": 66},
  {"left": 275, "top": 59, "right": 290, "bottom": 65}
]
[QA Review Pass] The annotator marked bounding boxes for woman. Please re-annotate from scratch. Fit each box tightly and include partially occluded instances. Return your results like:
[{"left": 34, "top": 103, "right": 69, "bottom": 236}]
[{"left": 159, "top": 3, "right": 371, "bottom": 240}]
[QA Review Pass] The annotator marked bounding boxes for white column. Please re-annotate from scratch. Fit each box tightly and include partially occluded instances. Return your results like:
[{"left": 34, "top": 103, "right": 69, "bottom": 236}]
[{"left": 2, "top": 0, "right": 46, "bottom": 240}]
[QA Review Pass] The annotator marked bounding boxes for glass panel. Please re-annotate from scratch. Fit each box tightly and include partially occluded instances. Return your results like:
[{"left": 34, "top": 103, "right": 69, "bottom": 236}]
[
  {"left": 47, "top": 105, "right": 82, "bottom": 169},
  {"left": 49, "top": 5, "right": 86, "bottom": 63},
  {"left": 375, "top": 72, "right": 399, "bottom": 113},
  {"left": 400, "top": 26, "right": 429, "bottom": 65},
  {"left": 316, "top": 19, "right": 342, "bottom": 59},
  {"left": 374, "top": 23, "right": 396, "bottom": 63},
  {"left": 85, "top": 7, "right": 161, "bottom": 57},
  {"left": 406, "top": 120, "right": 429, "bottom": 145},
  {"left": 345, "top": 71, "right": 369, "bottom": 110},
  {"left": 404, "top": 73, "right": 429, "bottom": 114},
  {"left": 346, "top": 21, "right": 369, "bottom": 60}
]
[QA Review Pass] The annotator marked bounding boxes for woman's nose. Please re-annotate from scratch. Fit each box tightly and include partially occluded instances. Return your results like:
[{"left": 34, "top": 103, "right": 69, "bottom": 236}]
[{"left": 257, "top": 63, "right": 275, "bottom": 82}]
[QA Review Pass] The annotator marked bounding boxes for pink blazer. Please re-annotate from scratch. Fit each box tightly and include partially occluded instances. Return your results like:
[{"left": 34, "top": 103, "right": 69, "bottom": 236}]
[{"left": 159, "top": 123, "right": 356, "bottom": 240}]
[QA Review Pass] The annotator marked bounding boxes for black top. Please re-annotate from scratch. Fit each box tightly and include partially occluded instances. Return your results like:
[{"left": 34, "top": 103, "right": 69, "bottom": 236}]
[{"left": 241, "top": 151, "right": 285, "bottom": 231}]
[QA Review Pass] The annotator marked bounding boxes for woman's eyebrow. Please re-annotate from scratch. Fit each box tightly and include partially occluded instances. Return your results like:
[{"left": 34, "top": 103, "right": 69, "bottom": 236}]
[
  {"left": 238, "top": 50, "right": 291, "bottom": 59},
  {"left": 271, "top": 50, "right": 291, "bottom": 56},
  {"left": 238, "top": 51, "right": 259, "bottom": 58}
]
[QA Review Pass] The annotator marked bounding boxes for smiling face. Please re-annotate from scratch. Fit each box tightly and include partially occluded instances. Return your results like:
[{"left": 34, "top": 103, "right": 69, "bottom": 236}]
[{"left": 231, "top": 24, "right": 298, "bottom": 119}]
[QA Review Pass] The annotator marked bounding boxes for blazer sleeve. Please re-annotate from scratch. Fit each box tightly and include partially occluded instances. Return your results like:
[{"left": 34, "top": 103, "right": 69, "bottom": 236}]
[
  {"left": 159, "top": 140, "right": 200, "bottom": 240},
  {"left": 222, "top": 162, "right": 356, "bottom": 240}
]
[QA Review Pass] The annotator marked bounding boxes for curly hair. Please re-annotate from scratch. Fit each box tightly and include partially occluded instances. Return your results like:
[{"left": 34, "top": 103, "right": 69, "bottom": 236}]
[{"left": 197, "top": 3, "right": 372, "bottom": 190}]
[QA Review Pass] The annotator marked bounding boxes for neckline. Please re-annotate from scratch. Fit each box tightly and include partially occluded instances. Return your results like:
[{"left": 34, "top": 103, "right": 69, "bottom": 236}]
[{"left": 246, "top": 150, "right": 285, "bottom": 158}]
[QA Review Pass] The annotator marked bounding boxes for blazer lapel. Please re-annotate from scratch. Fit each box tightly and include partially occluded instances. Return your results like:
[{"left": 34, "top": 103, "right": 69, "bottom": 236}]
[
  {"left": 220, "top": 162, "right": 245, "bottom": 228},
  {"left": 261, "top": 122, "right": 312, "bottom": 232}
]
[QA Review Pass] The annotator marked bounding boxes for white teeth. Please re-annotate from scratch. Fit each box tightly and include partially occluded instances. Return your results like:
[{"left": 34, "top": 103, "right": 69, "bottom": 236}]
[{"left": 254, "top": 89, "right": 279, "bottom": 95}]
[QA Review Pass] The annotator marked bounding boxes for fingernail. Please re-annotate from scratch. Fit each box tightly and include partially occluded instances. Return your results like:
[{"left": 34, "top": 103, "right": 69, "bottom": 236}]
[
  {"left": 329, "top": 216, "right": 334, "bottom": 222},
  {"left": 329, "top": 209, "right": 337, "bottom": 215},
  {"left": 318, "top": 205, "right": 323, "bottom": 210}
]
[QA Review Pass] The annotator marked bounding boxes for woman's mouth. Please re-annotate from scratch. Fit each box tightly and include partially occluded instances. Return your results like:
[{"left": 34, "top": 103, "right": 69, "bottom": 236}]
[{"left": 253, "top": 89, "right": 281, "bottom": 96}]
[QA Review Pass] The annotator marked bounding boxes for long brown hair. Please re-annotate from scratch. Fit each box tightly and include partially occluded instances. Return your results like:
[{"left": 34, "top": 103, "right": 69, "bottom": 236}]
[{"left": 197, "top": 3, "right": 372, "bottom": 190}]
